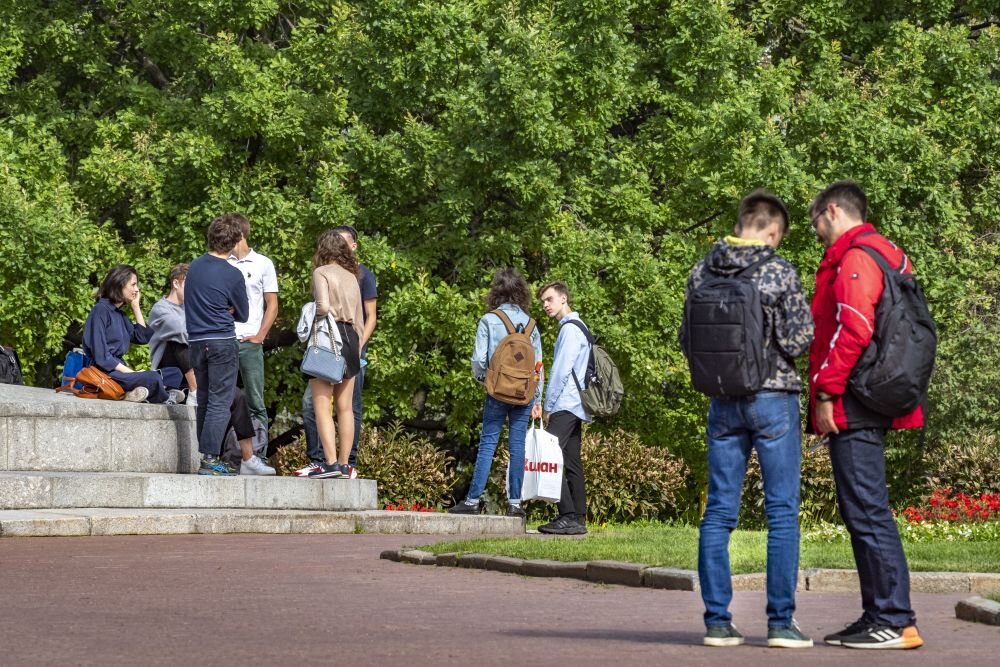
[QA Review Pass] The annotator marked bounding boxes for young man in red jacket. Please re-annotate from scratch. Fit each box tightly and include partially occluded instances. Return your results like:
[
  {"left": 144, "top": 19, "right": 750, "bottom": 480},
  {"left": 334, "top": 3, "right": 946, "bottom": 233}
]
[{"left": 808, "top": 181, "right": 924, "bottom": 650}]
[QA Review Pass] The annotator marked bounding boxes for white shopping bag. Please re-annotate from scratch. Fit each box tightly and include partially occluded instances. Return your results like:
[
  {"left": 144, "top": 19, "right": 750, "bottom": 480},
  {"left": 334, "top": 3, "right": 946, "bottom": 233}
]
[{"left": 520, "top": 421, "right": 563, "bottom": 503}]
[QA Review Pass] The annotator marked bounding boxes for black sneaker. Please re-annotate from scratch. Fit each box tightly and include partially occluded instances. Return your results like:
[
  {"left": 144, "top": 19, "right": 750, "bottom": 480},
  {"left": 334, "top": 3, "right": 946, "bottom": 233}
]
[
  {"left": 506, "top": 504, "right": 526, "bottom": 518},
  {"left": 307, "top": 462, "right": 343, "bottom": 479},
  {"left": 840, "top": 624, "right": 923, "bottom": 650},
  {"left": 823, "top": 618, "right": 871, "bottom": 646},
  {"left": 448, "top": 499, "right": 483, "bottom": 514},
  {"left": 538, "top": 515, "right": 586, "bottom": 535}
]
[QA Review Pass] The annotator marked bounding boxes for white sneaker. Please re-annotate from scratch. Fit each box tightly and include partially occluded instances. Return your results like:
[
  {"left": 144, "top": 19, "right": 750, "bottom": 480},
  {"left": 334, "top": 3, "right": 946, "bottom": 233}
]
[
  {"left": 293, "top": 462, "right": 322, "bottom": 477},
  {"left": 166, "top": 389, "right": 186, "bottom": 405},
  {"left": 124, "top": 386, "right": 149, "bottom": 402},
  {"left": 240, "top": 455, "right": 276, "bottom": 476},
  {"left": 185, "top": 390, "right": 198, "bottom": 406}
]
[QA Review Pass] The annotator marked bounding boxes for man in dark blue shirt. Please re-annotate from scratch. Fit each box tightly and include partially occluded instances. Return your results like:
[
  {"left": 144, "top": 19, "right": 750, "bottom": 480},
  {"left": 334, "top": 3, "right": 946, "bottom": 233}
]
[
  {"left": 185, "top": 213, "right": 253, "bottom": 476},
  {"left": 297, "top": 225, "right": 377, "bottom": 476}
]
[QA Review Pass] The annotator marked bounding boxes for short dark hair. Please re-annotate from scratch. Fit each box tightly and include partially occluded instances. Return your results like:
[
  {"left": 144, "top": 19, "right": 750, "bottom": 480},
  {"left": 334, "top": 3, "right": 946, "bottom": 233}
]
[
  {"left": 486, "top": 268, "right": 531, "bottom": 311},
  {"left": 736, "top": 190, "right": 789, "bottom": 234},
  {"left": 98, "top": 264, "right": 137, "bottom": 304},
  {"left": 536, "top": 281, "right": 570, "bottom": 303},
  {"left": 207, "top": 213, "right": 247, "bottom": 254},
  {"left": 165, "top": 263, "right": 189, "bottom": 294},
  {"left": 332, "top": 225, "right": 358, "bottom": 243},
  {"left": 811, "top": 180, "right": 868, "bottom": 221}
]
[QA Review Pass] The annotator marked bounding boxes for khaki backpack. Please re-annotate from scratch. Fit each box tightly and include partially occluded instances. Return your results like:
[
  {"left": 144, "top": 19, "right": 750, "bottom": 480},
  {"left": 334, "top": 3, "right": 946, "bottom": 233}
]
[{"left": 484, "top": 309, "right": 539, "bottom": 406}]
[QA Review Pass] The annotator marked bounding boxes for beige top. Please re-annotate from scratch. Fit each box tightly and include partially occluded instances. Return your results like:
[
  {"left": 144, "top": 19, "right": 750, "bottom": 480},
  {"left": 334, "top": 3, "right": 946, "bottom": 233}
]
[{"left": 312, "top": 264, "right": 364, "bottom": 341}]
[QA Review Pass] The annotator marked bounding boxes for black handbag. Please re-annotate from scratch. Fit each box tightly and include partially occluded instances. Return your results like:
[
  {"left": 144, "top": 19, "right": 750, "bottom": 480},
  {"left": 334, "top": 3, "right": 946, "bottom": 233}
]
[{"left": 300, "top": 319, "right": 346, "bottom": 384}]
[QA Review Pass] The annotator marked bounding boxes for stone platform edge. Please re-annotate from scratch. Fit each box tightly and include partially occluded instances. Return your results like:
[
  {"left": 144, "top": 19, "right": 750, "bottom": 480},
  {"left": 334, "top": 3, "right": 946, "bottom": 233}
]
[
  {"left": 382, "top": 549, "right": 1000, "bottom": 598},
  {"left": 0, "top": 509, "right": 524, "bottom": 538}
]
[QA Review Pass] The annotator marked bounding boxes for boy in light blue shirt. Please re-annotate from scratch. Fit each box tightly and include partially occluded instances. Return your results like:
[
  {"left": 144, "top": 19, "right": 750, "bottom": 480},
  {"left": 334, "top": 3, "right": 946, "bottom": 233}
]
[{"left": 535, "top": 281, "right": 591, "bottom": 535}]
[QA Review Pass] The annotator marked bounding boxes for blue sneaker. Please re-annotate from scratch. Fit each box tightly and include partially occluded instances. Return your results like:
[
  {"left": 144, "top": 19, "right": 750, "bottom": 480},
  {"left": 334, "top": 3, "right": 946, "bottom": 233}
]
[{"left": 198, "top": 456, "right": 236, "bottom": 476}]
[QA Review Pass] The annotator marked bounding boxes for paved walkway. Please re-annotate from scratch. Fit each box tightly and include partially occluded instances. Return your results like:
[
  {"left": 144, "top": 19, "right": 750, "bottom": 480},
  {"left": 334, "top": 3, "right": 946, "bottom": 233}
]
[{"left": 0, "top": 534, "right": 996, "bottom": 666}]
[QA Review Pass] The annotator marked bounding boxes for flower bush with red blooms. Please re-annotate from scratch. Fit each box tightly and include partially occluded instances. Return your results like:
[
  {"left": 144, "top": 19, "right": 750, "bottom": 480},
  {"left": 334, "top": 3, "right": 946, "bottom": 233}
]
[
  {"left": 384, "top": 502, "right": 436, "bottom": 513},
  {"left": 901, "top": 488, "right": 1000, "bottom": 524}
]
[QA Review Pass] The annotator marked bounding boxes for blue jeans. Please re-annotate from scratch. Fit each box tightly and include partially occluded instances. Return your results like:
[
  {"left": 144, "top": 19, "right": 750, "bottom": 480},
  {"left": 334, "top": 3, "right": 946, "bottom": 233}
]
[
  {"left": 829, "top": 428, "right": 914, "bottom": 627},
  {"left": 302, "top": 361, "right": 364, "bottom": 466},
  {"left": 190, "top": 339, "right": 239, "bottom": 457},
  {"left": 698, "top": 391, "right": 802, "bottom": 629},
  {"left": 466, "top": 396, "right": 531, "bottom": 503}
]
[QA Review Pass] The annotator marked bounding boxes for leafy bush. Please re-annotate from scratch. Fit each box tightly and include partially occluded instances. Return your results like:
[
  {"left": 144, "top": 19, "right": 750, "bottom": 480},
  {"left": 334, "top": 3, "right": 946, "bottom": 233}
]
[
  {"left": 739, "top": 441, "right": 839, "bottom": 529},
  {"left": 922, "top": 429, "right": 1000, "bottom": 496},
  {"left": 273, "top": 423, "right": 457, "bottom": 509},
  {"left": 356, "top": 423, "right": 458, "bottom": 509}
]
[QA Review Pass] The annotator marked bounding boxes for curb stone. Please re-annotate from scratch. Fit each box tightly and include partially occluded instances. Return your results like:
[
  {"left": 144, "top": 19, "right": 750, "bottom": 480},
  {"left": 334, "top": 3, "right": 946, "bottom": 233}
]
[
  {"left": 587, "top": 560, "right": 647, "bottom": 587},
  {"left": 379, "top": 549, "right": 402, "bottom": 562},
  {"left": 400, "top": 549, "right": 437, "bottom": 565},
  {"left": 389, "top": 554, "right": 1000, "bottom": 597},
  {"left": 956, "top": 596, "right": 1000, "bottom": 626}
]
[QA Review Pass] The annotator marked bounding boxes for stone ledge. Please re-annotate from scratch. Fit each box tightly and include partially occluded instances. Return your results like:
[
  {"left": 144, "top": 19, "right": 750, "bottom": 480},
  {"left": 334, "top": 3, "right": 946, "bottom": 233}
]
[
  {"left": 642, "top": 567, "right": 698, "bottom": 591},
  {"left": 956, "top": 596, "right": 1000, "bottom": 626},
  {"left": 587, "top": 560, "right": 647, "bottom": 587},
  {"left": 0, "top": 509, "right": 524, "bottom": 537}
]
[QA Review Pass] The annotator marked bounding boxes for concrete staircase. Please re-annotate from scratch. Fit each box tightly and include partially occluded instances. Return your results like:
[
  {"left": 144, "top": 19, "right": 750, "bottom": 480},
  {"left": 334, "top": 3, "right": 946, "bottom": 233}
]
[{"left": 0, "top": 384, "right": 521, "bottom": 537}]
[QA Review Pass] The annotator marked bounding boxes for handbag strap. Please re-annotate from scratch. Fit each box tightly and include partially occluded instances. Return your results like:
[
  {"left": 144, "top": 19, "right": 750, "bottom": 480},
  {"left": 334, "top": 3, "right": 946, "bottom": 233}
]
[{"left": 310, "top": 314, "right": 344, "bottom": 358}]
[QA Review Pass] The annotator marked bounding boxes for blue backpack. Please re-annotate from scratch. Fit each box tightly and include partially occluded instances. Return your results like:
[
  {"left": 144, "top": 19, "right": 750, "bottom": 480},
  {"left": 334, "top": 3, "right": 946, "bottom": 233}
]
[{"left": 61, "top": 349, "right": 91, "bottom": 391}]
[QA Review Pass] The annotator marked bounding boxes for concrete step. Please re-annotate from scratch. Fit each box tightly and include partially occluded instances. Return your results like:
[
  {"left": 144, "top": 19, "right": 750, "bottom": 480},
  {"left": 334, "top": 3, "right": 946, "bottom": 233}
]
[
  {"left": 0, "top": 508, "right": 524, "bottom": 538},
  {"left": 0, "top": 471, "right": 378, "bottom": 511},
  {"left": 1, "top": 384, "right": 198, "bottom": 473}
]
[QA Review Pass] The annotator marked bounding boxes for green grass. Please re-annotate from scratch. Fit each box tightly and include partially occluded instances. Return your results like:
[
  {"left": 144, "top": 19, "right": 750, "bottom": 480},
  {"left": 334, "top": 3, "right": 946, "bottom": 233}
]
[{"left": 419, "top": 524, "right": 1000, "bottom": 574}]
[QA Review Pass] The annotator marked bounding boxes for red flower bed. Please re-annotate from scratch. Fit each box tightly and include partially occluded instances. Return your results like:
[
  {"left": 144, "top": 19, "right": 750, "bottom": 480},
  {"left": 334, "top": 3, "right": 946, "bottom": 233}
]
[
  {"left": 901, "top": 488, "right": 1000, "bottom": 523},
  {"left": 384, "top": 502, "right": 436, "bottom": 512}
]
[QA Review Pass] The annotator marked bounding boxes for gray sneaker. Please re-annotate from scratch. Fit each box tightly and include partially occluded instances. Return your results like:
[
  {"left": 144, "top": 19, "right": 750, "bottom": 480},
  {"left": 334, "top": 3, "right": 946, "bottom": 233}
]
[
  {"left": 704, "top": 624, "right": 744, "bottom": 647},
  {"left": 165, "top": 389, "right": 186, "bottom": 405},
  {"left": 124, "top": 386, "right": 149, "bottom": 402},
  {"left": 768, "top": 622, "right": 813, "bottom": 648},
  {"left": 239, "top": 455, "right": 276, "bottom": 476}
]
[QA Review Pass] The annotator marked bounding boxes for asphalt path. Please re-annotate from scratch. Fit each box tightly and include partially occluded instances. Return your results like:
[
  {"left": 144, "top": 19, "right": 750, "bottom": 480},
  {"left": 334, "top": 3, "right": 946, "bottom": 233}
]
[{"left": 0, "top": 534, "right": 996, "bottom": 666}]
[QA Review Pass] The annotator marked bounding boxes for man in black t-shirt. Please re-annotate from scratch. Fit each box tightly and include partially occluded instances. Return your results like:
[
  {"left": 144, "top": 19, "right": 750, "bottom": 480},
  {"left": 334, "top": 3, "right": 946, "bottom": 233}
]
[{"left": 297, "top": 225, "right": 377, "bottom": 476}]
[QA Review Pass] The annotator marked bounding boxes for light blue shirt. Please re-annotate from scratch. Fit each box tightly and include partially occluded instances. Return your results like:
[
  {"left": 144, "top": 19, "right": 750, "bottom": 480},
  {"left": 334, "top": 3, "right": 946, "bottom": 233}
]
[
  {"left": 544, "top": 312, "right": 591, "bottom": 422},
  {"left": 471, "top": 303, "right": 543, "bottom": 406}
]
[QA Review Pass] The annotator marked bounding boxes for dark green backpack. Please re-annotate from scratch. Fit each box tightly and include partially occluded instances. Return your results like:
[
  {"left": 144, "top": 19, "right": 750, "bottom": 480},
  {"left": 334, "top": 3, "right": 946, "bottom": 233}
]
[{"left": 561, "top": 320, "right": 623, "bottom": 418}]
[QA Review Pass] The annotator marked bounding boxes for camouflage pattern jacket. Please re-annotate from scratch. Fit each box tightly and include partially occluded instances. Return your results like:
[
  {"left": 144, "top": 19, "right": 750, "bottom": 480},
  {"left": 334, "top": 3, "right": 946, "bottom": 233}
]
[{"left": 683, "top": 237, "right": 814, "bottom": 393}]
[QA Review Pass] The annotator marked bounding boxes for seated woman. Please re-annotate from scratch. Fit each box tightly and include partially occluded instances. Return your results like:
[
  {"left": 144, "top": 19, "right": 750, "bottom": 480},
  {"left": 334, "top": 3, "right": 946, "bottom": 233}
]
[
  {"left": 83, "top": 264, "right": 184, "bottom": 404},
  {"left": 147, "top": 263, "right": 274, "bottom": 476}
]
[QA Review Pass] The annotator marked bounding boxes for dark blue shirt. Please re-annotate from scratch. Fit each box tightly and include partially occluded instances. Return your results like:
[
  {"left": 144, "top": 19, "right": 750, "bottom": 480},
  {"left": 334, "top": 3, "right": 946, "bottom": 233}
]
[
  {"left": 83, "top": 298, "right": 154, "bottom": 372},
  {"left": 184, "top": 254, "right": 250, "bottom": 342}
]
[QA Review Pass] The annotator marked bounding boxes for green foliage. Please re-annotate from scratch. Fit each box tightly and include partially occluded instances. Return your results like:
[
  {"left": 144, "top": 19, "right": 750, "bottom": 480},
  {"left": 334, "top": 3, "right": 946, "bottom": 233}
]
[
  {"left": 355, "top": 423, "right": 457, "bottom": 508},
  {"left": 274, "top": 423, "right": 457, "bottom": 508},
  {"left": 482, "top": 427, "right": 688, "bottom": 524},
  {"left": 1, "top": 1, "right": 999, "bottom": 513},
  {"left": 741, "top": 441, "right": 840, "bottom": 528}
]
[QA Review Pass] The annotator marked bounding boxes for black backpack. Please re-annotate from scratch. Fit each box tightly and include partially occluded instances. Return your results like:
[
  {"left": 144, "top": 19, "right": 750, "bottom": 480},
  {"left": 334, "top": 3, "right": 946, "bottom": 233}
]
[
  {"left": 681, "top": 256, "right": 773, "bottom": 397},
  {"left": 0, "top": 345, "right": 24, "bottom": 385},
  {"left": 846, "top": 242, "right": 937, "bottom": 417}
]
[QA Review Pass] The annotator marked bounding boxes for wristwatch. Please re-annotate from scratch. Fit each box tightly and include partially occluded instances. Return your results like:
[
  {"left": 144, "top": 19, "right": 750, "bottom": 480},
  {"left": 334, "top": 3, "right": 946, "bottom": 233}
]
[{"left": 815, "top": 392, "right": 836, "bottom": 402}]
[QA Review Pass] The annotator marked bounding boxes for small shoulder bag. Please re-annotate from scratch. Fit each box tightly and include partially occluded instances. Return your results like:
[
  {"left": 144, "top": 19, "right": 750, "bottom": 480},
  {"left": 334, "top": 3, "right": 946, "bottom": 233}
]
[{"left": 300, "top": 315, "right": 347, "bottom": 384}]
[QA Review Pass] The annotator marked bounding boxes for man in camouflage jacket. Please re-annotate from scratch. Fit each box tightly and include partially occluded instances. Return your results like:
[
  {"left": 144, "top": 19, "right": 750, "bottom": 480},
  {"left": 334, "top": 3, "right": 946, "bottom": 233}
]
[{"left": 681, "top": 190, "right": 814, "bottom": 648}]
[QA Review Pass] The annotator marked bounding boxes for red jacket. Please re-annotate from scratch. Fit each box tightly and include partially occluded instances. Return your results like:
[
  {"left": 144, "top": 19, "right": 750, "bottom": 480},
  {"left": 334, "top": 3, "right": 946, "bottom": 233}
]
[{"left": 808, "top": 223, "right": 924, "bottom": 432}]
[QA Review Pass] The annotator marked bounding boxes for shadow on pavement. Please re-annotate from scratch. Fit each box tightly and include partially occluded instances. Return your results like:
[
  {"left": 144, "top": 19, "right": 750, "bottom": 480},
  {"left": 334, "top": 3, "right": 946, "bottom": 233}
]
[{"left": 501, "top": 627, "right": 704, "bottom": 646}]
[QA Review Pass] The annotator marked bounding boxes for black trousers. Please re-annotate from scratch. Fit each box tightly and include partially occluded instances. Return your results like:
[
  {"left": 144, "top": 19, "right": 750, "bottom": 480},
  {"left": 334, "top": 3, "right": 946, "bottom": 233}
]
[
  {"left": 165, "top": 340, "right": 254, "bottom": 441},
  {"left": 547, "top": 411, "right": 586, "bottom": 521}
]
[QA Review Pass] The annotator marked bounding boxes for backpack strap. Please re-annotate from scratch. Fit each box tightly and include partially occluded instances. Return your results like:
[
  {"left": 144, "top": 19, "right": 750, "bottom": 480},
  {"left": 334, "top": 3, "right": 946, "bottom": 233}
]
[
  {"left": 491, "top": 309, "right": 517, "bottom": 334},
  {"left": 733, "top": 253, "right": 776, "bottom": 279},
  {"left": 560, "top": 319, "right": 596, "bottom": 392},
  {"left": 849, "top": 238, "right": 908, "bottom": 275}
]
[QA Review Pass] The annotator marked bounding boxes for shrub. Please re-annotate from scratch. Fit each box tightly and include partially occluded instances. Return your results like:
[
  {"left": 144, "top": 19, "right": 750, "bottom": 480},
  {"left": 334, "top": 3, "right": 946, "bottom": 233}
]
[
  {"left": 740, "top": 441, "right": 839, "bottom": 529},
  {"left": 273, "top": 423, "right": 457, "bottom": 509},
  {"left": 922, "top": 429, "right": 1000, "bottom": 497},
  {"left": 482, "top": 428, "right": 689, "bottom": 524},
  {"left": 356, "top": 423, "right": 458, "bottom": 509}
]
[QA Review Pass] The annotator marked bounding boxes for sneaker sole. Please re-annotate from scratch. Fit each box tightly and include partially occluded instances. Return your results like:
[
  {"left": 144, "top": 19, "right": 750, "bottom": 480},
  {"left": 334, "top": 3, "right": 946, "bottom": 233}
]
[
  {"left": 768, "top": 638, "right": 814, "bottom": 648},
  {"left": 842, "top": 637, "right": 923, "bottom": 650},
  {"left": 308, "top": 472, "right": 342, "bottom": 479},
  {"left": 703, "top": 637, "right": 744, "bottom": 647}
]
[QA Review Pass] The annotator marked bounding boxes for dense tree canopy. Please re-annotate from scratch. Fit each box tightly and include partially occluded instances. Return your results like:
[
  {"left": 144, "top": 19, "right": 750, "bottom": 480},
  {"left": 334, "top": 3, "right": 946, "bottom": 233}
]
[{"left": 1, "top": 1, "right": 998, "bottom": 499}]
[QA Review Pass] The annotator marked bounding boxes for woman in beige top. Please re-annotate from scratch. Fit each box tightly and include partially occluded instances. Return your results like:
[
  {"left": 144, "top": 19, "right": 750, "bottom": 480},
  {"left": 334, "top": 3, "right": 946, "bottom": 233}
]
[{"left": 303, "top": 230, "right": 364, "bottom": 479}]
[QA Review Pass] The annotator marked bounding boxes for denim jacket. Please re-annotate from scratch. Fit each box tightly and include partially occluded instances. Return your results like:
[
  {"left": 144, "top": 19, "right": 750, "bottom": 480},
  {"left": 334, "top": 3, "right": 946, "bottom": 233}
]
[
  {"left": 544, "top": 312, "right": 591, "bottom": 422},
  {"left": 471, "top": 303, "right": 543, "bottom": 406}
]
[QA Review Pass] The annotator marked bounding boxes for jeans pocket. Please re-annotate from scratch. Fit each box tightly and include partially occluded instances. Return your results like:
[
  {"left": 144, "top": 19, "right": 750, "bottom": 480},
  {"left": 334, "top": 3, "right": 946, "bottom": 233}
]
[{"left": 751, "top": 395, "right": 794, "bottom": 440}]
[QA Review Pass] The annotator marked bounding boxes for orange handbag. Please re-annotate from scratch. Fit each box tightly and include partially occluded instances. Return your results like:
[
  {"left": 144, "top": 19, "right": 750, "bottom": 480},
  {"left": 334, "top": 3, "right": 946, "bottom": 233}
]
[{"left": 57, "top": 366, "right": 126, "bottom": 401}]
